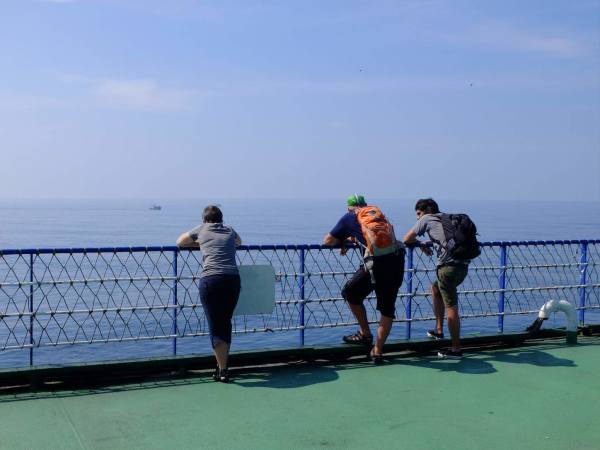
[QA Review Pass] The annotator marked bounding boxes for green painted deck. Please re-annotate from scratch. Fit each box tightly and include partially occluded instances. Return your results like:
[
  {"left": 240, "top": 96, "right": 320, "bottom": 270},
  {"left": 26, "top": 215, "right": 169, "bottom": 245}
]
[{"left": 1, "top": 336, "right": 599, "bottom": 450}]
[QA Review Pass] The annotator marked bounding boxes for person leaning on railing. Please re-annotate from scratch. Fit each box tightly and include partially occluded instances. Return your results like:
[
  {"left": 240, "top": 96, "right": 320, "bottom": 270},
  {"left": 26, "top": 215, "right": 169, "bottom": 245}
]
[
  {"left": 176, "top": 205, "right": 242, "bottom": 383},
  {"left": 323, "top": 194, "right": 405, "bottom": 364},
  {"left": 403, "top": 198, "right": 470, "bottom": 360}
]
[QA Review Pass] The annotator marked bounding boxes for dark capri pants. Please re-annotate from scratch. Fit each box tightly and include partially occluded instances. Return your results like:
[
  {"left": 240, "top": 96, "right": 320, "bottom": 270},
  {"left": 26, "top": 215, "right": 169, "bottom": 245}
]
[{"left": 199, "top": 274, "right": 241, "bottom": 348}]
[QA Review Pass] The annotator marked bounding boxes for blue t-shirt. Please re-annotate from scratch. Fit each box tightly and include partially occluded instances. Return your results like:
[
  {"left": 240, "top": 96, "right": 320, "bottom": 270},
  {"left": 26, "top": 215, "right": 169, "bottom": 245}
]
[{"left": 329, "top": 212, "right": 366, "bottom": 246}]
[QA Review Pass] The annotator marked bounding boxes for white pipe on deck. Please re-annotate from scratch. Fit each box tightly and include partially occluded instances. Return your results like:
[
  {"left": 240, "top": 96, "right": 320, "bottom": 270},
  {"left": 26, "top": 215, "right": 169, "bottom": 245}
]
[{"left": 538, "top": 299, "right": 578, "bottom": 344}]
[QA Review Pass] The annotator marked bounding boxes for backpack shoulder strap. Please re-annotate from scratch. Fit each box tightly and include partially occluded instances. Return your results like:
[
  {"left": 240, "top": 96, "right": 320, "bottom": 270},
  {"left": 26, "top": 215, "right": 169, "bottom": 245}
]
[{"left": 437, "top": 212, "right": 456, "bottom": 244}]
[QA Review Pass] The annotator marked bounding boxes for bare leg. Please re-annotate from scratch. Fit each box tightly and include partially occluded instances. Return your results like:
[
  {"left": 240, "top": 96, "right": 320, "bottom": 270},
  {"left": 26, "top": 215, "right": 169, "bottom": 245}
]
[
  {"left": 214, "top": 342, "right": 230, "bottom": 369},
  {"left": 431, "top": 284, "right": 445, "bottom": 334},
  {"left": 348, "top": 303, "right": 372, "bottom": 338},
  {"left": 446, "top": 306, "right": 461, "bottom": 351},
  {"left": 373, "top": 315, "right": 393, "bottom": 355}
]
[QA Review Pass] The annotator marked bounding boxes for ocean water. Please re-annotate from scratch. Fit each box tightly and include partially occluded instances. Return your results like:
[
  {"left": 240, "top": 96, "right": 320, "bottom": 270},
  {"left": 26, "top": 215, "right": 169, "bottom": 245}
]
[
  {"left": 0, "top": 198, "right": 598, "bottom": 367},
  {"left": 1, "top": 198, "right": 599, "bottom": 249}
]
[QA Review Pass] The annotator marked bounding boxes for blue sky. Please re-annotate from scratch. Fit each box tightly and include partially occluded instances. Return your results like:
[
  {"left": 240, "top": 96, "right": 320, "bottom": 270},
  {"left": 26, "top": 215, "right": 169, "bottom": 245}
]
[{"left": 0, "top": 0, "right": 599, "bottom": 201}]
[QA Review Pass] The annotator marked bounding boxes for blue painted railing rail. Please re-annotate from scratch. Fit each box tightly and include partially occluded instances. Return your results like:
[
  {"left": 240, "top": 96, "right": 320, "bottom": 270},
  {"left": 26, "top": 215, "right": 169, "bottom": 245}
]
[{"left": 0, "top": 239, "right": 598, "bottom": 367}]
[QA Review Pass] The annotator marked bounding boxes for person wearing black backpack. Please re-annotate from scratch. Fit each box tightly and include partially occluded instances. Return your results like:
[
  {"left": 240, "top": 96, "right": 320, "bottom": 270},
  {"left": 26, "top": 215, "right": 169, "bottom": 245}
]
[{"left": 403, "top": 198, "right": 480, "bottom": 359}]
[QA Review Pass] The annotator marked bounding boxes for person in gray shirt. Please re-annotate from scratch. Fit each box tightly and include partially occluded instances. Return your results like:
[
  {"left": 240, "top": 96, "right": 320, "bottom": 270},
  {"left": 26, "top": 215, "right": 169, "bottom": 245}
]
[
  {"left": 403, "top": 198, "right": 469, "bottom": 359},
  {"left": 177, "top": 205, "right": 242, "bottom": 382}
]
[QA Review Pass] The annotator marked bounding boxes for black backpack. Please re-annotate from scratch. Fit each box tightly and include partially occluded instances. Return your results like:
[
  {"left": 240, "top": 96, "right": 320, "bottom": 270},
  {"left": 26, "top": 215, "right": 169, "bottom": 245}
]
[{"left": 441, "top": 213, "right": 481, "bottom": 260}]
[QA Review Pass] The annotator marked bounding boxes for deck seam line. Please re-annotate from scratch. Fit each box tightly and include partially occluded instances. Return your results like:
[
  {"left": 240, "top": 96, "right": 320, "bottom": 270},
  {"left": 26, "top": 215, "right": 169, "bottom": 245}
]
[{"left": 58, "top": 397, "right": 88, "bottom": 450}]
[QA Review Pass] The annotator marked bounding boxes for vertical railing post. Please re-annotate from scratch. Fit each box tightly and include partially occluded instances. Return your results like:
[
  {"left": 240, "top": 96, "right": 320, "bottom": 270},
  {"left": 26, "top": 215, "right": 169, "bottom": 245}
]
[
  {"left": 498, "top": 244, "right": 507, "bottom": 333},
  {"left": 29, "top": 253, "right": 34, "bottom": 366},
  {"left": 579, "top": 242, "right": 588, "bottom": 325},
  {"left": 172, "top": 249, "right": 178, "bottom": 356},
  {"left": 405, "top": 247, "right": 414, "bottom": 339},
  {"left": 298, "top": 248, "right": 305, "bottom": 346}
]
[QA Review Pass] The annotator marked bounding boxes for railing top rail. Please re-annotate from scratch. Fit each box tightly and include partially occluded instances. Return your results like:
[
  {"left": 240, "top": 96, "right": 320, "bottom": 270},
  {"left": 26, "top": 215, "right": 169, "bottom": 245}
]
[
  {"left": 480, "top": 239, "right": 600, "bottom": 246},
  {"left": 0, "top": 244, "right": 324, "bottom": 255},
  {"left": 0, "top": 239, "right": 599, "bottom": 255}
]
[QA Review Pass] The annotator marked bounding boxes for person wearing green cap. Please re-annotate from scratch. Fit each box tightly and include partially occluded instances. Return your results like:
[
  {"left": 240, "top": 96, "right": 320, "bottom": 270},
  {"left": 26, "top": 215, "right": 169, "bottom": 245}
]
[
  {"left": 347, "top": 193, "right": 366, "bottom": 208},
  {"left": 323, "top": 194, "right": 405, "bottom": 363}
]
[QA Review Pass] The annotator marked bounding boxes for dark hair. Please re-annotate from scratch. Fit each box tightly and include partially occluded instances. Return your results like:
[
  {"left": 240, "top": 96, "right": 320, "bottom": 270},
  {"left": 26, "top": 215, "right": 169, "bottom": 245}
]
[
  {"left": 202, "top": 205, "right": 223, "bottom": 223},
  {"left": 415, "top": 198, "right": 439, "bottom": 214}
]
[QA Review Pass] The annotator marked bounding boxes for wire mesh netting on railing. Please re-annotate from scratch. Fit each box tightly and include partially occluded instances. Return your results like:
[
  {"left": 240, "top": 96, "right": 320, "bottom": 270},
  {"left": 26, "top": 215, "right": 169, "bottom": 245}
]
[{"left": 0, "top": 240, "right": 598, "bottom": 367}]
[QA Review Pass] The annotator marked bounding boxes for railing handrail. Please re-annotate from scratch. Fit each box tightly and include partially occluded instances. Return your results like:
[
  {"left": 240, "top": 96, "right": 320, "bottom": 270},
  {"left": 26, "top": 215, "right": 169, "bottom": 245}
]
[
  {"left": 1, "top": 238, "right": 599, "bottom": 255},
  {"left": 1, "top": 239, "right": 598, "bottom": 368}
]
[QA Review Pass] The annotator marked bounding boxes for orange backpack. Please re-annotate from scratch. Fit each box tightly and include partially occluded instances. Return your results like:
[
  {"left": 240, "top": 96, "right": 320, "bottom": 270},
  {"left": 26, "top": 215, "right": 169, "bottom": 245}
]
[{"left": 355, "top": 206, "right": 397, "bottom": 257}]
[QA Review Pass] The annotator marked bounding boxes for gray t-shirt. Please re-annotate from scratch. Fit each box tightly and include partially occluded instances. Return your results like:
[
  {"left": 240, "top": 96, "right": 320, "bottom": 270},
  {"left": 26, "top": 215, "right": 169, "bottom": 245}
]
[
  {"left": 188, "top": 223, "right": 240, "bottom": 278},
  {"left": 412, "top": 213, "right": 468, "bottom": 267}
]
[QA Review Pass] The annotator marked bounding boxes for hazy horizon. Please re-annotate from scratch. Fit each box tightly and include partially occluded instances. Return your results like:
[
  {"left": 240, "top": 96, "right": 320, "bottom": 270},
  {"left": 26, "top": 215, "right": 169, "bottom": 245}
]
[{"left": 1, "top": 196, "right": 600, "bottom": 204}]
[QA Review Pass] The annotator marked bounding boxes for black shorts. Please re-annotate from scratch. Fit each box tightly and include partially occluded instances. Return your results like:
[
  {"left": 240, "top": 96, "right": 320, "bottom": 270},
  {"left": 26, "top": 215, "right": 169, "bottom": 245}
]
[
  {"left": 341, "top": 250, "right": 405, "bottom": 318},
  {"left": 199, "top": 274, "right": 241, "bottom": 348}
]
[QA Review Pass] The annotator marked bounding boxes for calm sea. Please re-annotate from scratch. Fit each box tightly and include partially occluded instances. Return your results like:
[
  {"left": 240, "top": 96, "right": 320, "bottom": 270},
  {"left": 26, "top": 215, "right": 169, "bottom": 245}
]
[
  {"left": 0, "top": 198, "right": 598, "bottom": 367},
  {"left": 1, "top": 198, "right": 599, "bottom": 248}
]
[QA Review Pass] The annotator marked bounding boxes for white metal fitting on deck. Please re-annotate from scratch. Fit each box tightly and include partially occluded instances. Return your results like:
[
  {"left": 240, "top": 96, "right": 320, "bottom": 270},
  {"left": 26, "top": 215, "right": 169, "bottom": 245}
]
[{"left": 538, "top": 299, "right": 578, "bottom": 345}]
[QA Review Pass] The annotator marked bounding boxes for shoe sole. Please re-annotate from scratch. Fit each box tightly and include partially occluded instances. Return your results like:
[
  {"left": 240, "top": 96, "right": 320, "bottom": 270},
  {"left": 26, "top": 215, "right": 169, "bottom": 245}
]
[
  {"left": 427, "top": 332, "right": 444, "bottom": 340},
  {"left": 437, "top": 351, "right": 463, "bottom": 360},
  {"left": 342, "top": 338, "right": 373, "bottom": 346}
]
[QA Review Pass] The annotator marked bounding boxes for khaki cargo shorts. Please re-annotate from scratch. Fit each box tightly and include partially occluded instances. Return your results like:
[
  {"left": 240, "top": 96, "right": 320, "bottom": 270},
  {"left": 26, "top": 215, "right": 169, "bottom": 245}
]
[{"left": 433, "top": 264, "right": 468, "bottom": 308}]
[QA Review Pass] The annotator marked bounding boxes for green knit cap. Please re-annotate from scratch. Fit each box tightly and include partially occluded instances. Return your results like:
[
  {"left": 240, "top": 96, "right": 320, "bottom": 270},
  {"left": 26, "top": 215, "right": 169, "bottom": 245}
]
[{"left": 347, "top": 194, "right": 366, "bottom": 207}]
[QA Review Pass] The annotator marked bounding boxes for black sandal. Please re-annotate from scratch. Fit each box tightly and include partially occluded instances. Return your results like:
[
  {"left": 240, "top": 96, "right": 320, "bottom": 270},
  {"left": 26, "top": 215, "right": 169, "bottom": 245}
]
[
  {"left": 212, "top": 367, "right": 232, "bottom": 383},
  {"left": 369, "top": 349, "right": 384, "bottom": 365},
  {"left": 219, "top": 368, "right": 231, "bottom": 383},
  {"left": 342, "top": 331, "right": 373, "bottom": 346}
]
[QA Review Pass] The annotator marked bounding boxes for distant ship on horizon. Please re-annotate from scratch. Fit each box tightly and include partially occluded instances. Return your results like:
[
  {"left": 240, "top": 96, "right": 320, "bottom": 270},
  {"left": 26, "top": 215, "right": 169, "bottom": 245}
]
[{"left": 149, "top": 204, "right": 162, "bottom": 211}]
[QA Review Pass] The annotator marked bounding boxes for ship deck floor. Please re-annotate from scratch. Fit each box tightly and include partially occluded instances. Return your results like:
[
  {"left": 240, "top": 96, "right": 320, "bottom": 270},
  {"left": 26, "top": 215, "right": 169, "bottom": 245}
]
[{"left": 1, "top": 335, "right": 599, "bottom": 450}]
